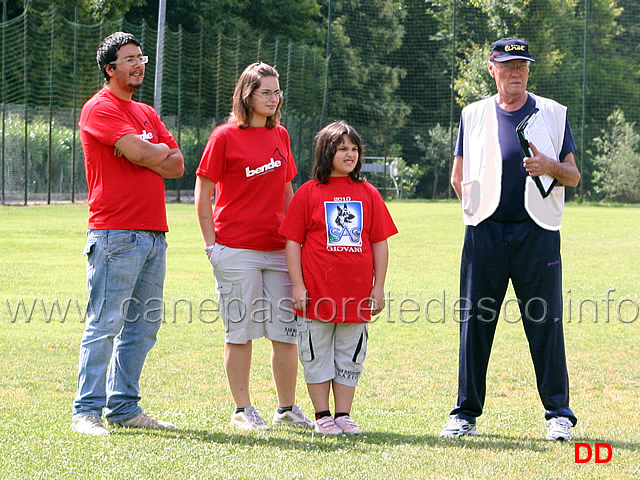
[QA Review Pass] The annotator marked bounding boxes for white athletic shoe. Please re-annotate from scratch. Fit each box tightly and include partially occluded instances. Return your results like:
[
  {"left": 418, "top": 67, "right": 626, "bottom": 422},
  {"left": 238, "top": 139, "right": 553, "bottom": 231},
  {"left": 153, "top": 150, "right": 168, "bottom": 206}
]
[
  {"left": 230, "top": 406, "right": 270, "bottom": 430},
  {"left": 546, "top": 416, "right": 573, "bottom": 441},
  {"left": 71, "top": 415, "right": 110, "bottom": 436},
  {"left": 439, "top": 416, "right": 480, "bottom": 438},
  {"left": 111, "top": 413, "right": 176, "bottom": 430},
  {"left": 272, "top": 404, "right": 314, "bottom": 428}
]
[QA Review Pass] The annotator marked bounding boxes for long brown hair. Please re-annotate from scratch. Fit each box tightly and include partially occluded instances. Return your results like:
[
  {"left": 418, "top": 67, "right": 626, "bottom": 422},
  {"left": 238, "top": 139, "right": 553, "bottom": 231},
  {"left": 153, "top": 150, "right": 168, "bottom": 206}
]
[{"left": 230, "top": 62, "right": 282, "bottom": 129}]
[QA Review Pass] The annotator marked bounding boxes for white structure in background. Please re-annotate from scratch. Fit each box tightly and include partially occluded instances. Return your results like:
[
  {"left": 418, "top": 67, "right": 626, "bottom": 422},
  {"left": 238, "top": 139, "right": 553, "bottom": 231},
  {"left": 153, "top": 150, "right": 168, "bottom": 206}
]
[{"left": 362, "top": 157, "right": 401, "bottom": 198}]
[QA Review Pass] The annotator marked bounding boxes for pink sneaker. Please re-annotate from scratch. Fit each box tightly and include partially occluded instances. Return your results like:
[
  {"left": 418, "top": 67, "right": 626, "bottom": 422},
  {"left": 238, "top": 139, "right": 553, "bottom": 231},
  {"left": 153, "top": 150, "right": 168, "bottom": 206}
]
[
  {"left": 334, "top": 415, "right": 362, "bottom": 435},
  {"left": 314, "top": 416, "right": 343, "bottom": 435}
]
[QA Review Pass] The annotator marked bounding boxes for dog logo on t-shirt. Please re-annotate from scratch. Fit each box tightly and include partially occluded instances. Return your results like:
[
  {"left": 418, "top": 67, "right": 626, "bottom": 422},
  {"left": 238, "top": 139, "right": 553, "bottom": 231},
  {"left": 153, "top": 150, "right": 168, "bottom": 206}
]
[
  {"left": 335, "top": 204, "right": 355, "bottom": 228},
  {"left": 324, "top": 201, "right": 363, "bottom": 249}
]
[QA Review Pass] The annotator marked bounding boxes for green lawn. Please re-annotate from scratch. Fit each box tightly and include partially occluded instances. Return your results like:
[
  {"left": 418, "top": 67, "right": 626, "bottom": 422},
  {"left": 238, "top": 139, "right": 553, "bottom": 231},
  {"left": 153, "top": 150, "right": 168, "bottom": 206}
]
[{"left": 0, "top": 202, "right": 638, "bottom": 479}]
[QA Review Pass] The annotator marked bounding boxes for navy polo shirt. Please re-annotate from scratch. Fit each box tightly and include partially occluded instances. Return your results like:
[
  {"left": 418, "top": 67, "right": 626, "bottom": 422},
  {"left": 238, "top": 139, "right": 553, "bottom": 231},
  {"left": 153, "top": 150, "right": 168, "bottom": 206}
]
[{"left": 455, "top": 94, "right": 576, "bottom": 222}]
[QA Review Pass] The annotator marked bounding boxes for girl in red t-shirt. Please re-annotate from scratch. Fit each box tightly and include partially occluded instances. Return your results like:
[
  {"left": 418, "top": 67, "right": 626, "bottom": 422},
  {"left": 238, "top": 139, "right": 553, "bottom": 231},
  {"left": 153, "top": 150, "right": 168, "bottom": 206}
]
[
  {"left": 195, "top": 63, "right": 312, "bottom": 431},
  {"left": 280, "top": 121, "right": 398, "bottom": 434}
]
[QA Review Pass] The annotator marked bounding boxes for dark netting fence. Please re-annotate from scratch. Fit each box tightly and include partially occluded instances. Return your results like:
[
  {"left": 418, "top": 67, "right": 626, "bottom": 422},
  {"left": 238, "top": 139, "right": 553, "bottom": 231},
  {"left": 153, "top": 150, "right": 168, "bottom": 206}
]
[{"left": 1, "top": 2, "right": 639, "bottom": 204}]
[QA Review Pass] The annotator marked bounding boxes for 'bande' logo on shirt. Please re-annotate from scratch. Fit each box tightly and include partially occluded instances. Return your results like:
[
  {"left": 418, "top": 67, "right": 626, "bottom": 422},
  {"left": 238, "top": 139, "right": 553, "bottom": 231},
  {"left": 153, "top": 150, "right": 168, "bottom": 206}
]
[
  {"left": 245, "top": 158, "right": 282, "bottom": 177},
  {"left": 138, "top": 129, "right": 154, "bottom": 141}
]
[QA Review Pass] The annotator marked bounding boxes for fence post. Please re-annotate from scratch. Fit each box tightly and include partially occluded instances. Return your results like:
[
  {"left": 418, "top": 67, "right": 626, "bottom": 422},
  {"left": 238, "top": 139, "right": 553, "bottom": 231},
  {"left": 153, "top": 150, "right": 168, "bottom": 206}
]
[
  {"left": 139, "top": 18, "right": 146, "bottom": 103},
  {"left": 448, "top": 0, "right": 457, "bottom": 200},
  {"left": 1, "top": 0, "right": 7, "bottom": 204},
  {"left": 310, "top": 47, "right": 319, "bottom": 173},
  {"left": 47, "top": 4, "right": 55, "bottom": 204},
  {"left": 321, "top": 0, "right": 332, "bottom": 127},
  {"left": 283, "top": 39, "right": 292, "bottom": 124},
  {"left": 71, "top": 7, "right": 78, "bottom": 203},
  {"left": 154, "top": 1, "right": 166, "bottom": 116},
  {"left": 296, "top": 44, "right": 307, "bottom": 184},
  {"left": 235, "top": 32, "right": 240, "bottom": 80},
  {"left": 23, "top": 3, "right": 28, "bottom": 205},
  {"left": 384, "top": 111, "right": 389, "bottom": 195},
  {"left": 216, "top": 30, "right": 222, "bottom": 122},
  {"left": 98, "top": 17, "right": 104, "bottom": 91},
  {"left": 580, "top": 0, "right": 589, "bottom": 198},
  {"left": 197, "top": 28, "right": 203, "bottom": 159},
  {"left": 257, "top": 35, "right": 262, "bottom": 62},
  {"left": 176, "top": 24, "right": 183, "bottom": 202},
  {"left": 274, "top": 35, "right": 279, "bottom": 66}
]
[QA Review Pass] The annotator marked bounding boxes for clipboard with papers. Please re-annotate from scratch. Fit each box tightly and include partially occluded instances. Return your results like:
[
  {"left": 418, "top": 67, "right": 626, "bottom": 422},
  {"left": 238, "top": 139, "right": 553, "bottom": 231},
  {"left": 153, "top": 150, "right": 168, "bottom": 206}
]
[{"left": 516, "top": 107, "right": 558, "bottom": 198}]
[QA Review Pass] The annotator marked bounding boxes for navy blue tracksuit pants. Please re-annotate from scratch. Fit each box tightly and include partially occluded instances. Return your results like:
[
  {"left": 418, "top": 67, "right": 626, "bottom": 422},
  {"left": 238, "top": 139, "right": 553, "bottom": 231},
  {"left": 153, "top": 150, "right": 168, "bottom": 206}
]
[{"left": 450, "top": 218, "right": 577, "bottom": 425}]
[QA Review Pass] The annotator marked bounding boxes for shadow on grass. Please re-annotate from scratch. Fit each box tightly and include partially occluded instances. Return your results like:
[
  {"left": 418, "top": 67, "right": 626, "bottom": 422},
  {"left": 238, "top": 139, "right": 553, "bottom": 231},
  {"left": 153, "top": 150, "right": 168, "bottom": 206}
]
[{"left": 108, "top": 427, "right": 640, "bottom": 453}]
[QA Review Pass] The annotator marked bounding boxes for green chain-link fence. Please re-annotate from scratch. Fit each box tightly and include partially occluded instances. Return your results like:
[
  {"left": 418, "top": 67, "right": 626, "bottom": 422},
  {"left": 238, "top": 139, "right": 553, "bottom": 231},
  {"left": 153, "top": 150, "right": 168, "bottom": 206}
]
[
  {"left": 0, "top": 5, "right": 328, "bottom": 204},
  {"left": 2, "top": 2, "right": 640, "bottom": 204}
]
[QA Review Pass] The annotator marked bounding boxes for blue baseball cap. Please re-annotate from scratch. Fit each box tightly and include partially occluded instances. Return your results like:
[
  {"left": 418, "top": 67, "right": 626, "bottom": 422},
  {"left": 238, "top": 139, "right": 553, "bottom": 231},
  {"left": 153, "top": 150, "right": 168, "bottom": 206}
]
[{"left": 489, "top": 38, "right": 535, "bottom": 63}]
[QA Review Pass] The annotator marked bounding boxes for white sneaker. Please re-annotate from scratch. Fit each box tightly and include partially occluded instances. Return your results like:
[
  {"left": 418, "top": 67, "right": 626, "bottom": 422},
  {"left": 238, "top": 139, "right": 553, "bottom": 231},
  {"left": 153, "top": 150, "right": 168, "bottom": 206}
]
[
  {"left": 334, "top": 415, "right": 363, "bottom": 435},
  {"left": 71, "top": 415, "right": 110, "bottom": 436},
  {"left": 439, "top": 416, "right": 479, "bottom": 438},
  {"left": 546, "top": 416, "right": 573, "bottom": 441},
  {"left": 272, "top": 404, "right": 314, "bottom": 428},
  {"left": 112, "top": 413, "right": 176, "bottom": 430},
  {"left": 230, "top": 406, "right": 270, "bottom": 430}
]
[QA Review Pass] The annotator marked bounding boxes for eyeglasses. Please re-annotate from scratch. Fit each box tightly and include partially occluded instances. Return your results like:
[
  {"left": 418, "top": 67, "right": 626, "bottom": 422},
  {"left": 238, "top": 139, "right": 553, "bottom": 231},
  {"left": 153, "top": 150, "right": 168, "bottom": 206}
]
[
  {"left": 493, "top": 61, "right": 529, "bottom": 72},
  {"left": 110, "top": 55, "right": 149, "bottom": 66},
  {"left": 254, "top": 89, "right": 283, "bottom": 99}
]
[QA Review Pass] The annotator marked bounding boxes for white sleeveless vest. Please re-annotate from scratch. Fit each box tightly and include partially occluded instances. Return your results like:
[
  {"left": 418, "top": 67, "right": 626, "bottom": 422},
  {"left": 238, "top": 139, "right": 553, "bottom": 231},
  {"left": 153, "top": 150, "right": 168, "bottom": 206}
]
[{"left": 460, "top": 93, "right": 567, "bottom": 231}]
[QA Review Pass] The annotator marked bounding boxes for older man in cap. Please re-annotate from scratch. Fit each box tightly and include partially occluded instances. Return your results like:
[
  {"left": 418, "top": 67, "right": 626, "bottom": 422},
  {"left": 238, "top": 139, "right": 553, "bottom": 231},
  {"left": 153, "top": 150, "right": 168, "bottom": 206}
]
[{"left": 440, "top": 38, "right": 580, "bottom": 440}]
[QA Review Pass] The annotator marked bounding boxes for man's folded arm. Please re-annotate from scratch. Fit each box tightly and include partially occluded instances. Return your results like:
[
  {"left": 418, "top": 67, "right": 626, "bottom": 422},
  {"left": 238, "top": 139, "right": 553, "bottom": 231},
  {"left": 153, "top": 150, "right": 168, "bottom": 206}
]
[{"left": 114, "top": 133, "right": 184, "bottom": 178}]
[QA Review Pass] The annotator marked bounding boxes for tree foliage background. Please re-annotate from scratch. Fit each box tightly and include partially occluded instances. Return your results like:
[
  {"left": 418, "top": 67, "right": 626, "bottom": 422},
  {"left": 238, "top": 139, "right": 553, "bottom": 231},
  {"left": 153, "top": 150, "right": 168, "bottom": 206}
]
[{"left": 1, "top": 0, "right": 639, "bottom": 203}]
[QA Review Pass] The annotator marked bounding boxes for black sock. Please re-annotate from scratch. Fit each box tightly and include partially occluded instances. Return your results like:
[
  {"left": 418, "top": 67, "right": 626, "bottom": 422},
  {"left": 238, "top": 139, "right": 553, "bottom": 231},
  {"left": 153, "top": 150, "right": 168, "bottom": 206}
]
[
  {"left": 234, "top": 407, "right": 245, "bottom": 414},
  {"left": 315, "top": 410, "right": 331, "bottom": 420},
  {"left": 277, "top": 406, "right": 293, "bottom": 414},
  {"left": 335, "top": 412, "right": 350, "bottom": 419}
]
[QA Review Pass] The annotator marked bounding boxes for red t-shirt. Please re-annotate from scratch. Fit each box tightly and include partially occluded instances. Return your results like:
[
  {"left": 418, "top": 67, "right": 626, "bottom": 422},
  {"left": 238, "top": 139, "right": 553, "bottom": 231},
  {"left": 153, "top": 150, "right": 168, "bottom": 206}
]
[
  {"left": 196, "top": 121, "right": 298, "bottom": 251},
  {"left": 79, "top": 88, "right": 178, "bottom": 231},
  {"left": 279, "top": 176, "right": 398, "bottom": 323}
]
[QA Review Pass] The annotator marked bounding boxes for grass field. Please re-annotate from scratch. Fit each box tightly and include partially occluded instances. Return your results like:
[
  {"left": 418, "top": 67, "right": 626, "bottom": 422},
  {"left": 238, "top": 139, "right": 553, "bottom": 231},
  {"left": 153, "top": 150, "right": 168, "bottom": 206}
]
[{"left": 0, "top": 201, "right": 638, "bottom": 479}]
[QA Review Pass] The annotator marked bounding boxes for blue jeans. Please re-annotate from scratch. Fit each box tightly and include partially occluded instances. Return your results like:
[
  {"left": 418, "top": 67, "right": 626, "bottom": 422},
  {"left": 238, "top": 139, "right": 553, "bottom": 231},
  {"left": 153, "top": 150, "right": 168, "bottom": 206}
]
[{"left": 72, "top": 230, "right": 167, "bottom": 423}]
